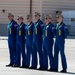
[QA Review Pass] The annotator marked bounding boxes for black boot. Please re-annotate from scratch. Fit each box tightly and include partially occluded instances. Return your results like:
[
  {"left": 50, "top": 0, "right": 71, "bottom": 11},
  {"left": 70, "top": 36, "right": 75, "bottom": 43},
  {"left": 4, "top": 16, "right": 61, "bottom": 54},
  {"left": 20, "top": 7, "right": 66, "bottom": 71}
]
[
  {"left": 37, "top": 67, "right": 47, "bottom": 71},
  {"left": 60, "top": 69, "right": 67, "bottom": 73},
  {"left": 29, "top": 66, "right": 37, "bottom": 70},
  {"left": 47, "top": 68, "right": 55, "bottom": 72},
  {"left": 52, "top": 69, "right": 58, "bottom": 72},
  {"left": 12, "top": 64, "right": 20, "bottom": 67},
  {"left": 6, "top": 64, "right": 13, "bottom": 67},
  {"left": 20, "top": 66, "right": 29, "bottom": 68}
]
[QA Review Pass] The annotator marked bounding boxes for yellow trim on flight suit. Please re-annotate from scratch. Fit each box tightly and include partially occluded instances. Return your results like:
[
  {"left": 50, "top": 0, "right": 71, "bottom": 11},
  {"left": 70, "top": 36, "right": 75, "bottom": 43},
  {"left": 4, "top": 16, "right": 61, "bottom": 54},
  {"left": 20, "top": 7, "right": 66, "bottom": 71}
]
[
  {"left": 28, "top": 24, "right": 32, "bottom": 35},
  {"left": 10, "top": 28, "right": 12, "bottom": 34},
  {"left": 9, "top": 22, "right": 13, "bottom": 34},
  {"left": 36, "top": 28, "right": 37, "bottom": 34},
  {"left": 46, "top": 30, "right": 48, "bottom": 36}
]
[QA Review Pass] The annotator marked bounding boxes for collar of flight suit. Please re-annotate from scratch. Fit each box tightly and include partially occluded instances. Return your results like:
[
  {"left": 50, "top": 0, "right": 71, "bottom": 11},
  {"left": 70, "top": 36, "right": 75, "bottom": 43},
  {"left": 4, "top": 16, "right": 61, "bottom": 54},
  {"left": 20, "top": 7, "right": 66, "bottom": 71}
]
[
  {"left": 27, "top": 21, "right": 32, "bottom": 29},
  {"left": 9, "top": 19, "right": 14, "bottom": 26},
  {"left": 36, "top": 19, "right": 40, "bottom": 23},
  {"left": 59, "top": 22, "right": 63, "bottom": 26},
  {"left": 35, "top": 19, "right": 40, "bottom": 26},
  {"left": 19, "top": 22, "right": 24, "bottom": 28},
  {"left": 46, "top": 22, "right": 51, "bottom": 29},
  {"left": 10, "top": 19, "right": 14, "bottom": 24},
  {"left": 35, "top": 19, "right": 40, "bottom": 28},
  {"left": 57, "top": 22, "right": 63, "bottom": 29},
  {"left": 29, "top": 21, "right": 33, "bottom": 26}
]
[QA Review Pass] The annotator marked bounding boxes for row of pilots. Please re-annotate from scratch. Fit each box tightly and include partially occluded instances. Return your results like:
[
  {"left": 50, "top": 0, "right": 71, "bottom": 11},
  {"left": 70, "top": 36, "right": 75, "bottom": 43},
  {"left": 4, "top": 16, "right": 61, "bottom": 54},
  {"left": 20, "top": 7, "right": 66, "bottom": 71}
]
[{"left": 6, "top": 12, "right": 69, "bottom": 73}]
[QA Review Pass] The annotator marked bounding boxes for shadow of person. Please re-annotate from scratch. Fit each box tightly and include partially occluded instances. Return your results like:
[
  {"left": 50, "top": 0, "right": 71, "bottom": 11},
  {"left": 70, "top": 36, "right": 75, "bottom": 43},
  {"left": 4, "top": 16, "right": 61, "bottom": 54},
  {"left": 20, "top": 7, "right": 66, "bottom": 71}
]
[
  {"left": 58, "top": 72, "right": 75, "bottom": 75},
  {"left": 65, "top": 72, "right": 75, "bottom": 75}
]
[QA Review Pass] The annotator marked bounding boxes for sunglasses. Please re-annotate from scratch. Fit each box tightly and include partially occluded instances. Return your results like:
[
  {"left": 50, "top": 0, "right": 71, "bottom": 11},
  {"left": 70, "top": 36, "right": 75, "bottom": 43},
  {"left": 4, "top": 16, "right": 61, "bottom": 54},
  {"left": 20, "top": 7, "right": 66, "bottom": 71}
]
[
  {"left": 56, "top": 17, "right": 59, "bottom": 19},
  {"left": 17, "top": 18, "right": 20, "bottom": 20},
  {"left": 27, "top": 18, "right": 29, "bottom": 19},
  {"left": 45, "top": 18, "right": 49, "bottom": 20},
  {"left": 34, "top": 15, "right": 37, "bottom": 17},
  {"left": 17, "top": 18, "right": 23, "bottom": 20},
  {"left": 8, "top": 16, "right": 11, "bottom": 18}
]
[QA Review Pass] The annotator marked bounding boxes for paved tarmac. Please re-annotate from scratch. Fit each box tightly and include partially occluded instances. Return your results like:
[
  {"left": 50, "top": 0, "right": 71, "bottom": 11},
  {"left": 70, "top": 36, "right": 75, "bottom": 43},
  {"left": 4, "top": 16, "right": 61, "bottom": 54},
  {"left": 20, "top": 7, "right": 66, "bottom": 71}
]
[{"left": 0, "top": 38, "right": 75, "bottom": 75}]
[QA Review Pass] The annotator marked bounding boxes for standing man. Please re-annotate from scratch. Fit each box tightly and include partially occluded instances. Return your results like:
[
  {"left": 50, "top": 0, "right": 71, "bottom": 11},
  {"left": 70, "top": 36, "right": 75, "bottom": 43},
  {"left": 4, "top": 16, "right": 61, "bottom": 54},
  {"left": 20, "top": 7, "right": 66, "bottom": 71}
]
[
  {"left": 13, "top": 16, "right": 26, "bottom": 68},
  {"left": 30, "top": 12, "right": 44, "bottom": 70},
  {"left": 6, "top": 13, "right": 17, "bottom": 67},
  {"left": 53, "top": 14, "right": 69, "bottom": 73},
  {"left": 42, "top": 15, "right": 56, "bottom": 71},
  {"left": 25, "top": 14, "right": 34, "bottom": 68}
]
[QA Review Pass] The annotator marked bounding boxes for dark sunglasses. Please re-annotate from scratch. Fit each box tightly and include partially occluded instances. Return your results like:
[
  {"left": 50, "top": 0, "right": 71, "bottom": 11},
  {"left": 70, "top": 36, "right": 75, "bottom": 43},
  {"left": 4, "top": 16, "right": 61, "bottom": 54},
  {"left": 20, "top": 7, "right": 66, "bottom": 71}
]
[
  {"left": 27, "top": 18, "right": 29, "bottom": 19},
  {"left": 45, "top": 18, "right": 48, "bottom": 20},
  {"left": 17, "top": 18, "right": 23, "bottom": 20},
  {"left": 56, "top": 17, "right": 59, "bottom": 19},
  {"left": 8, "top": 16, "right": 11, "bottom": 18},
  {"left": 34, "top": 15, "right": 37, "bottom": 17},
  {"left": 17, "top": 18, "right": 20, "bottom": 20}
]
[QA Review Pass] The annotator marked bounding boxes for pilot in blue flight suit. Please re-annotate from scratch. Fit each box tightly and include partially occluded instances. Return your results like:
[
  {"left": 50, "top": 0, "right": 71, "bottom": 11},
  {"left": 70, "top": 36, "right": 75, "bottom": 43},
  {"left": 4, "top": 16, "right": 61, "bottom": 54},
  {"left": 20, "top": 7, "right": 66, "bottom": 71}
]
[
  {"left": 25, "top": 14, "right": 34, "bottom": 68},
  {"left": 13, "top": 16, "right": 26, "bottom": 68},
  {"left": 53, "top": 14, "right": 69, "bottom": 73},
  {"left": 30, "top": 12, "right": 44, "bottom": 70},
  {"left": 43, "top": 15, "right": 56, "bottom": 71},
  {"left": 6, "top": 13, "right": 17, "bottom": 67}
]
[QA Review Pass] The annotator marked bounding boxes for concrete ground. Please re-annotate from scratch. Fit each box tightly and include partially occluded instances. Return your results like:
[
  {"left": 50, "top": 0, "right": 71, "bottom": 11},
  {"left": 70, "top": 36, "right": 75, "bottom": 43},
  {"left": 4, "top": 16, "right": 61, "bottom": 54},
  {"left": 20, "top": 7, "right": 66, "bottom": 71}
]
[{"left": 0, "top": 38, "right": 75, "bottom": 75}]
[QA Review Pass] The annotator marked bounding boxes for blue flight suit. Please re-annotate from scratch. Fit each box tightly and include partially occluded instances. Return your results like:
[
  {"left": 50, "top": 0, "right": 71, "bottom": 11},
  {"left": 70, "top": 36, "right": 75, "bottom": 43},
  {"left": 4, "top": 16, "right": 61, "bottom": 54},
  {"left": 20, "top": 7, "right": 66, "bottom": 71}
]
[
  {"left": 8, "top": 19, "right": 17, "bottom": 65},
  {"left": 32, "top": 19, "right": 44, "bottom": 68},
  {"left": 25, "top": 22, "right": 34, "bottom": 67},
  {"left": 54, "top": 22, "right": 69, "bottom": 70},
  {"left": 43, "top": 22, "right": 56, "bottom": 69},
  {"left": 16, "top": 22, "right": 26, "bottom": 67}
]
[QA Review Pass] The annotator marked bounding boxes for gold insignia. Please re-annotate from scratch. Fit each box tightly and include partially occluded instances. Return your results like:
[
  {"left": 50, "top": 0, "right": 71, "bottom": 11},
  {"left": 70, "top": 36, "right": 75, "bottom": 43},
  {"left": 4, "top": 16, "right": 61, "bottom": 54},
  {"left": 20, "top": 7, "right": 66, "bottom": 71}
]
[
  {"left": 59, "top": 30, "right": 61, "bottom": 35},
  {"left": 28, "top": 30, "right": 30, "bottom": 35},
  {"left": 19, "top": 30, "right": 21, "bottom": 36}
]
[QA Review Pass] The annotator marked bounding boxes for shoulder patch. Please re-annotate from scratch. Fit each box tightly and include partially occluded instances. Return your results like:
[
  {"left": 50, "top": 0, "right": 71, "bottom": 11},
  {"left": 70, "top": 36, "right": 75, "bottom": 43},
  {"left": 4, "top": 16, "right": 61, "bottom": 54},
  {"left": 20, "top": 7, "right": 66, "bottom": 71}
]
[
  {"left": 52, "top": 27, "right": 55, "bottom": 29},
  {"left": 64, "top": 26, "right": 68, "bottom": 29},
  {"left": 14, "top": 24, "right": 18, "bottom": 27},
  {"left": 41, "top": 24, "right": 44, "bottom": 27}
]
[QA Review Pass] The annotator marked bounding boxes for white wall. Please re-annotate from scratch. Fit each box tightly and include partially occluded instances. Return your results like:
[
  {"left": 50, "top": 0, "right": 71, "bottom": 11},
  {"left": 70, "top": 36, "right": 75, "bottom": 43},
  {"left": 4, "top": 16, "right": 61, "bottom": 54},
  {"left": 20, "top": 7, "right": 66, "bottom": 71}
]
[
  {"left": 0, "top": 0, "right": 42, "bottom": 24},
  {"left": 42, "top": 0, "right": 75, "bottom": 23},
  {"left": 0, "top": 0, "right": 30, "bottom": 24}
]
